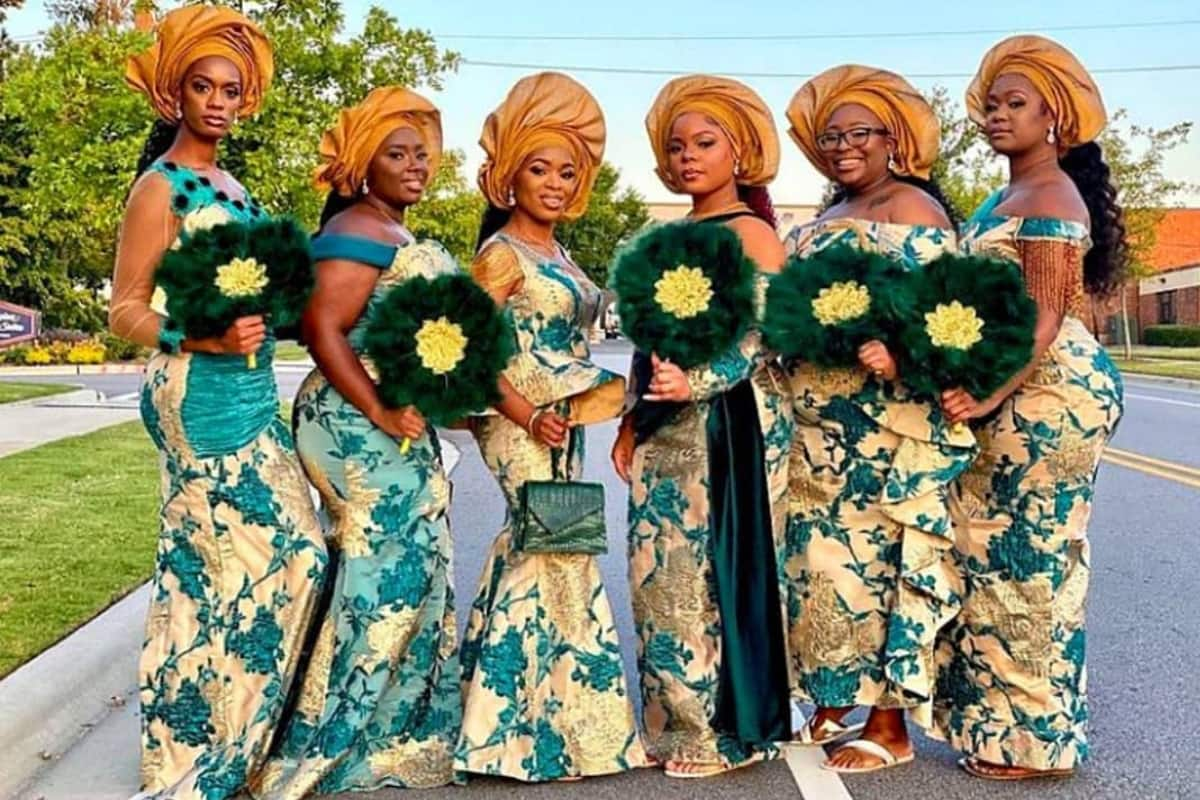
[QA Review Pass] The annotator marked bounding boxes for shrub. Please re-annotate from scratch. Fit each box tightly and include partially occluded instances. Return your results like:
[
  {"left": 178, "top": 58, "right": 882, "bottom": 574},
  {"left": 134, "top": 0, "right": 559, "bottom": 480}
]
[
  {"left": 100, "top": 332, "right": 147, "bottom": 362},
  {"left": 23, "top": 347, "right": 52, "bottom": 365},
  {"left": 67, "top": 340, "right": 107, "bottom": 364},
  {"left": 1143, "top": 325, "right": 1200, "bottom": 347},
  {"left": 0, "top": 346, "right": 31, "bottom": 365}
]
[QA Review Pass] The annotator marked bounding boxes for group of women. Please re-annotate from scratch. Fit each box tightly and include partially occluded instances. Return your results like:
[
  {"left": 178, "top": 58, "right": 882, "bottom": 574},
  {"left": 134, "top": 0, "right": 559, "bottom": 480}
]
[{"left": 109, "top": 5, "right": 1126, "bottom": 798}]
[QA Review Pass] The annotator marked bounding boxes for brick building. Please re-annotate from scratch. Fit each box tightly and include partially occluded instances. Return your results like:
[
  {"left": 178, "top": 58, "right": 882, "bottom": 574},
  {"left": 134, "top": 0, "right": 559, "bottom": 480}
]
[{"left": 1083, "top": 208, "right": 1200, "bottom": 343}]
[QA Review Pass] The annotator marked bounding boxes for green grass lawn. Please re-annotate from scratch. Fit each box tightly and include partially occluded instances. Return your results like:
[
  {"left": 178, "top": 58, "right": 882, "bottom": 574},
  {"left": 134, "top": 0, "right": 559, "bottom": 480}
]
[
  {"left": 0, "top": 421, "right": 158, "bottom": 677},
  {"left": 1124, "top": 345, "right": 1200, "bottom": 362},
  {"left": 274, "top": 340, "right": 310, "bottom": 362},
  {"left": 0, "top": 381, "right": 76, "bottom": 405},
  {"left": 1112, "top": 359, "right": 1200, "bottom": 381}
]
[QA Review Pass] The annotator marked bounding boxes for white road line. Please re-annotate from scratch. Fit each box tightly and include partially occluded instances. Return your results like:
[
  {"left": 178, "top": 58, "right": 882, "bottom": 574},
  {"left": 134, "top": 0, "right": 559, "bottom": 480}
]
[
  {"left": 785, "top": 745, "right": 854, "bottom": 800},
  {"left": 786, "top": 706, "right": 853, "bottom": 799},
  {"left": 1124, "top": 391, "right": 1200, "bottom": 409}
]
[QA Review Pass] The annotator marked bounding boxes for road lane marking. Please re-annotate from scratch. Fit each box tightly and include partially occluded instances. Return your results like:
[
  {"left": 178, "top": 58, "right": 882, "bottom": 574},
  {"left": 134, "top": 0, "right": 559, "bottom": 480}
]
[
  {"left": 1102, "top": 447, "right": 1200, "bottom": 490},
  {"left": 785, "top": 745, "right": 854, "bottom": 800},
  {"left": 1124, "top": 392, "right": 1200, "bottom": 409}
]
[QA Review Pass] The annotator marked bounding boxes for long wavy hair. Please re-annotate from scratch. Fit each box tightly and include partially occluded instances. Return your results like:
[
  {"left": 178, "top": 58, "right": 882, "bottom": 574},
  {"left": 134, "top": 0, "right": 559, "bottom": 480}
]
[{"left": 1060, "top": 142, "right": 1128, "bottom": 296}]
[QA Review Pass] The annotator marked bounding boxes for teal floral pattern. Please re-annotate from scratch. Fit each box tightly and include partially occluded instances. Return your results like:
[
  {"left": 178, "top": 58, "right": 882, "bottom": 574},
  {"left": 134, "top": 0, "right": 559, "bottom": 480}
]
[
  {"left": 253, "top": 239, "right": 464, "bottom": 796},
  {"left": 628, "top": 270, "right": 793, "bottom": 765},
  {"left": 456, "top": 235, "right": 645, "bottom": 781},
  {"left": 931, "top": 200, "right": 1124, "bottom": 771},
  {"left": 782, "top": 218, "right": 977, "bottom": 727},
  {"left": 135, "top": 163, "right": 327, "bottom": 800}
]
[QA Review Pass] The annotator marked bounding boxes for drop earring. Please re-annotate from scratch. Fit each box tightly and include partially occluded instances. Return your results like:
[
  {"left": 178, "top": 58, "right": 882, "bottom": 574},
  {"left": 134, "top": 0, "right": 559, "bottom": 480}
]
[
  {"left": 174, "top": 102, "right": 183, "bottom": 121},
  {"left": 887, "top": 152, "right": 896, "bottom": 172},
  {"left": 733, "top": 160, "right": 741, "bottom": 178},
  {"left": 1047, "top": 125, "right": 1056, "bottom": 145},
  {"left": 362, "top": 178, "right": 370, "bottom": 195},
  {"left": 507, "top": 187, "right": 516, "bottom": 206}
]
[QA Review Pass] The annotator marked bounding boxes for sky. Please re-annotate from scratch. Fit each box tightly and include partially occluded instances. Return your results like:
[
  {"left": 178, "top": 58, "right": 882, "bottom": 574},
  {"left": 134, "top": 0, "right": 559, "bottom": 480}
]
[{"left": 6, "top": 0, "right": 1200, "bottom": 206}]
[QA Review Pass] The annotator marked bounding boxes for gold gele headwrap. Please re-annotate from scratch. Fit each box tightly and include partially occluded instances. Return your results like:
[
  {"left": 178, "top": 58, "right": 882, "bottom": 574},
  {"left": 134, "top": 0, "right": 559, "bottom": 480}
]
[
  {"left": 314, "top": 86, "right": 443, "bottom": 198},
  {"left": 477, "top": 72, "right": 606, "bottom": 221},
  {"left": 966, "top": 34, "right": 1106, "bottom": 149},
  {"left": 645, "top": 74, "right": 780, "bottom": 193},
  {"left": 126, "top": 4, "right": 274, "bottom": 122},
  {"left": 786, "top": 64, "right": 940, "bottom": 180}
]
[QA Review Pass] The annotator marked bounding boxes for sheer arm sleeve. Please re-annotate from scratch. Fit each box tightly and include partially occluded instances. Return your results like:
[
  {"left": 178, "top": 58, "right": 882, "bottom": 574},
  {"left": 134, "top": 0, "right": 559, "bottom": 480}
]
[
  {"left": 470, "top": 240, "right": 525, "bottom": 299},
  {"left": 1016, "top": 237, "right": 1085, "bottom": 318},
  {"left": 108, "top": 173, "right": 180, "bottom": 349},
  {"left": 683, "top": 328, "right": 765, "bottom": 402}
]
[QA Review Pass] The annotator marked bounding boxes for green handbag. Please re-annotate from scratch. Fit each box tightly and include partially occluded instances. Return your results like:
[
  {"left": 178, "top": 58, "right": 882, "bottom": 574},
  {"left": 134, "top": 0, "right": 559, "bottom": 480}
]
[{"left": 512, "top": 427, "right": 608, "bottom": 555}]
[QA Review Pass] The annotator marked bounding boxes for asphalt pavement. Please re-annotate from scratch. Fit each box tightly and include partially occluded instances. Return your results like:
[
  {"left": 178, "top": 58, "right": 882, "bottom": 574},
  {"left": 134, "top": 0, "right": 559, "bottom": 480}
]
[{"left": 7, "top": 342, "right": 1200, "bottom": 799}]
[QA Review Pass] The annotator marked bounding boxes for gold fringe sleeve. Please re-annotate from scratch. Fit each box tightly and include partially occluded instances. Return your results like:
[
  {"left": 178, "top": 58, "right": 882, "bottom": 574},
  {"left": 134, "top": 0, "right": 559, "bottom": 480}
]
[{"left": 1016, "top": 238, "right": 1085, "bottom": 318}]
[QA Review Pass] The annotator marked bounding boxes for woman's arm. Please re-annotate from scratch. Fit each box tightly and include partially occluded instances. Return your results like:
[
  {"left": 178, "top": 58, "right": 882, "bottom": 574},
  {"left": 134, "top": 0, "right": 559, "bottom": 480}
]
[
  {"left": 471, "top": 240, "right": 568, "bottom": 447},
  {"left": 301, "top": 258, "right": 424, "bottom": 440},
  {"left": 109, "top": 174, "right": 263, "bottom": 355}
]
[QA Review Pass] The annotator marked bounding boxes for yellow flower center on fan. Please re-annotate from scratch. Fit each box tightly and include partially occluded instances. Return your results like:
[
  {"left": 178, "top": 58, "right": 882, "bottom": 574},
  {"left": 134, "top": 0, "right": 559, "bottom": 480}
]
[
  {"left": 925, "top": 300, "right": 985, "bottom": 350},
  {"left": 214, "top": 257, "right": 268, "bottom": 298},
  {"left": 415, "top": 316, "right": 468, "bottom": 375},
  {"left": 811, "top": 280, "right": 871, "bottom": 326},
  {"left": 654, "top": 265, "right": 713, "bottom": 319}
]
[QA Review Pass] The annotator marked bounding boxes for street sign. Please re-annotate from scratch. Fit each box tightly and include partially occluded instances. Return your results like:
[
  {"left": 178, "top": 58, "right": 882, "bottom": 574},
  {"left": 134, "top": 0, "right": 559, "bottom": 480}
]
[{"left": 0, "top": 301, "right": 40, "bottom": 348}]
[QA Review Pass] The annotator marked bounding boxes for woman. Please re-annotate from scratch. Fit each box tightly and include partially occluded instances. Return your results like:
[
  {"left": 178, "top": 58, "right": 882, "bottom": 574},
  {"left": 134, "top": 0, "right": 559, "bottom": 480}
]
[
  {"left": 455, "top": 71, "right": 646, "bottom": 782},
  {"left": 933, "top": 35, "right": 1125, "bottom": 781},
  {"left": 610, "top": 75, "right": 793, "bottom": 779},
  {"left": 112, "top": 7, "right": 327, "bottom": 798},
  {"left": 252, "top": 87, "right": 462, "bottom": 795},
  {"left": 780, "top": 65, "right": 977, "bottom": 774}
]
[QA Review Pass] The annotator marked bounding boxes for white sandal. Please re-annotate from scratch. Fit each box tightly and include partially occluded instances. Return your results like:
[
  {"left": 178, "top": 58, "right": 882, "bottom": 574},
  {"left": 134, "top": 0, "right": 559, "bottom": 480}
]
[
  {"left": 821, "top": 738, "right": 914, "bottom": 774},
  {"left": 793, "top": 715, "right": 865, "bottom": 746}
]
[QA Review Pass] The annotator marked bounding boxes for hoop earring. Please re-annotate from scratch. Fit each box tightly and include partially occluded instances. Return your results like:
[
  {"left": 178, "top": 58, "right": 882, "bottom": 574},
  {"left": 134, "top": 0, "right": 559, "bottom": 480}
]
[{"left": 1046, "top": 125, "right": 1056, "bottom": 145}]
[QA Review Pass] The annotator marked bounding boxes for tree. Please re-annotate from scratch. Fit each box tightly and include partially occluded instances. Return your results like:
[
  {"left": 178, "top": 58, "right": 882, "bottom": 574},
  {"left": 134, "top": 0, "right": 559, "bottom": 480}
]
[
  {"left": 407, "top": 149, "right": 485, "bottom": 266},
  {"left": 0, "top": 0, "right": 458, "bottom": 329},
  {"left": 558, "top": 162, "right": 651, "bottom": 287},
  {"left": 926, "top": 86, "right": 1004, "bottom": 222}
]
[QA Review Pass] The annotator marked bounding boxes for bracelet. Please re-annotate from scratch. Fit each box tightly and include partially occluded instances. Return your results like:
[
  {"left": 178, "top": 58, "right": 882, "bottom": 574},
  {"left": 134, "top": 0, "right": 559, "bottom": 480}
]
[
  {"left": 157, "top": 320, "right": 185, "bottom": 354},
  {"left": 525, "top": 407, "right": 546, "bottom": 436}
]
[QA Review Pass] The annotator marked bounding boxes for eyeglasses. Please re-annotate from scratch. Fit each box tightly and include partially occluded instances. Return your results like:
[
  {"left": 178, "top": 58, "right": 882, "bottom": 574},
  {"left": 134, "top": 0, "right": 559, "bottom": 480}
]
[{"left": 815, "top": 127, "right": 890, "bottom": 152}]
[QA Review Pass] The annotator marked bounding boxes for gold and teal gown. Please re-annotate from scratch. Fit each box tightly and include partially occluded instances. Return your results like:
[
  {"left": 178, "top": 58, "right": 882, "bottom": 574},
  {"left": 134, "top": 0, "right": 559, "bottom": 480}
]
[
  {"left": 454, "top": 233, "right": 647, "bottom": 782},
  {"left": 252, "top": 239, "right": 463, "bottom": 796},
  {"left": 134, "top": 161, "right": 328, "bottom": 799},
  {"left": 932, "top": 192, "right": 1124, "bottom": 771},
  {"left": 627, "top": 212, "right": 794, "bottom": 766},
  {"left": 781, "top": 218, "right": 977, "bottom": 728}
]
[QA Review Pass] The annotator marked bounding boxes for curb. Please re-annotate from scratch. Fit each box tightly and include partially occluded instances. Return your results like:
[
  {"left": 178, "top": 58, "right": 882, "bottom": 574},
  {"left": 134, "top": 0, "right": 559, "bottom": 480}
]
[
  {"left": 0, "top": 440, "right": 465, "bottom": 796},
  {"left": 0, "top": 584, "right": 150, "bottom": 800},
  {"left": 1121, "top": 372, "right": 1200, "bottom": 391},
  {"left": 0, "top": 364, "right": 146, "bottom": 377}
]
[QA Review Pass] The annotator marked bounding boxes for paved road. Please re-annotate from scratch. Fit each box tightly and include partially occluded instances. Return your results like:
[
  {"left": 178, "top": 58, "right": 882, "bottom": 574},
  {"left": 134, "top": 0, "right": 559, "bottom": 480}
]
[{"left": 11, "top": 344, "right": 1200, "bottom": 799}]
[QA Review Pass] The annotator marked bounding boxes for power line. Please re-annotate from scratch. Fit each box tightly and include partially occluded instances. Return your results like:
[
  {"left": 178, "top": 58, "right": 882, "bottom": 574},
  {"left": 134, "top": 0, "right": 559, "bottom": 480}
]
[
  {"left": 439, "top": 19, "right": 1200, "bottom": 42},
  {"left": 460, "top": 59, "right": 1200, "bottom": 80}
]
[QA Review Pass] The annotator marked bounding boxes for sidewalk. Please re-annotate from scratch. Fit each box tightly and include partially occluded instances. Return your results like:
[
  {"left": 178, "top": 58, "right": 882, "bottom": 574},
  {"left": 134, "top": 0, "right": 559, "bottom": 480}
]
[
  {"left": 5, "top": 436, "right": 465, "bottom": 800},
  {"left": 0, "top": 389, "right": 141, "bottom": 458}
]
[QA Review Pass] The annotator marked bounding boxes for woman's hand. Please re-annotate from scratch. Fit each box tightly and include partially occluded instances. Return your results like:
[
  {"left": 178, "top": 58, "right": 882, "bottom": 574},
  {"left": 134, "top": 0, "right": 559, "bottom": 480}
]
[
  {"left": 213, "top": 315, "right": 266, "bottom": 355},
  {"left": 611, "top": 418, "right": 635, "bottom": 484},
  {"left": 644, "top": 353, "right": 693, "bottom": 402},
  {"left": 527, "top": 407, "right": 571, "bottom": 449},
  {"left": 371, "top": 405, "right": 426, "bottom": 441},
  {"left": 941, "top": 387, "right": 998, "bottom": 425},
  {"left": 858, "top": 339, "right": 898, "bottom": 381}
]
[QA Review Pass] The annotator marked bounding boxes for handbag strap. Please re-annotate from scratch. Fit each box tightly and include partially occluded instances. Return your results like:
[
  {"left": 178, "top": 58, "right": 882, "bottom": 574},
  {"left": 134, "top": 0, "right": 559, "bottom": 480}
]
[{"left": 548, "top": 401, "right": 574, "bottom": 483}]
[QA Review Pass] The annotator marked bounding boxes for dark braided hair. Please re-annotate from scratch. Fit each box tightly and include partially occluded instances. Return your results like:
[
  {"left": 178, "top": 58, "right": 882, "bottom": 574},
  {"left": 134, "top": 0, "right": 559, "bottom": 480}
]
[
  {"left": 1060, "top": 142, "right": 1128, "bottom": 296},
  {"left": 737, "top": 184, "right": 778, "bottom": 228},
  {"left": 475, "top": 204, "right": 513, "bottom": 253},
  {"left": 133, "top": 119, "right": 180, "bottom": 180},
  {"left": 820, "top": 174, "right": 962, "bottom": 228},
  {"left": 317, "top": 191, "right": 359, "bottom": 232}
]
